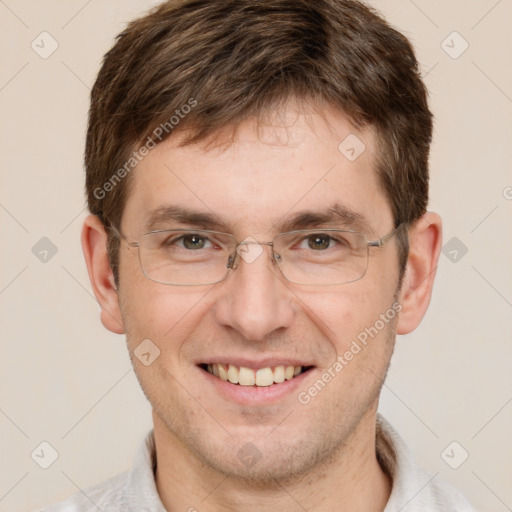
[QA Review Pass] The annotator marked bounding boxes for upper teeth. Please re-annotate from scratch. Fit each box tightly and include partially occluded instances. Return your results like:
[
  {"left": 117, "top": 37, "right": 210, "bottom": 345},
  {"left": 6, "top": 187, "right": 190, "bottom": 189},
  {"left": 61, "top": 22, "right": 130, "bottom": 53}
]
[{"left": 207, "top": 363, "right": 303, "bottom": 386}]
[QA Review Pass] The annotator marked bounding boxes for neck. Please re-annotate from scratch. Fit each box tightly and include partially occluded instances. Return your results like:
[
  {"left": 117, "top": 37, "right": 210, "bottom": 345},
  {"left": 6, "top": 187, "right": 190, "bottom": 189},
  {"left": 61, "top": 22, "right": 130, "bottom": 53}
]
[{"left": 153, "top": 408, "right": 392, "bottom": 512}]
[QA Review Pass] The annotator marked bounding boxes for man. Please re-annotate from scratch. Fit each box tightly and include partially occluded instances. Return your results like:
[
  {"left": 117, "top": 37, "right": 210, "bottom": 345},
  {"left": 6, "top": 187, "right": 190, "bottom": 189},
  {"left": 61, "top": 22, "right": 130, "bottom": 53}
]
[{"left": 41, "top": 0, "right": 475, "bottom": 510}]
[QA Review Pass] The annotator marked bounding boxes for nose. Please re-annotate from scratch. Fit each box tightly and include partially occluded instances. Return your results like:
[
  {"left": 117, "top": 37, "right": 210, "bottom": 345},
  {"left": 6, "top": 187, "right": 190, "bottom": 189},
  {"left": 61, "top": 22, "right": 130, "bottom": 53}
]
[{"left": 213, "top": 245, "right": 295, "bottom": 341}]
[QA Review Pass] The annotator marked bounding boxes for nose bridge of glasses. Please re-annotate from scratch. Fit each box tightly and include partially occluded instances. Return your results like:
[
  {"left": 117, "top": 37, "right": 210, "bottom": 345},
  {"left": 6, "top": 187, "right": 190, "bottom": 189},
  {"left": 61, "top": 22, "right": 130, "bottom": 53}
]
[
  {"left": 227, "top": 239, "right": 278, "bottom": 270},
  {"left": 238, "top": 239, "right": 273, "bottom": 247}
]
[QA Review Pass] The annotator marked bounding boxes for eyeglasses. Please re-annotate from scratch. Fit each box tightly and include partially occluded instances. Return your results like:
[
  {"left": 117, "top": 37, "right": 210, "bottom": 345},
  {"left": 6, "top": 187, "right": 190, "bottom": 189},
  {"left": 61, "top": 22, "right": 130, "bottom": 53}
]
[{"left": 112, "top": 225, "right": 402, "bottom": 286}]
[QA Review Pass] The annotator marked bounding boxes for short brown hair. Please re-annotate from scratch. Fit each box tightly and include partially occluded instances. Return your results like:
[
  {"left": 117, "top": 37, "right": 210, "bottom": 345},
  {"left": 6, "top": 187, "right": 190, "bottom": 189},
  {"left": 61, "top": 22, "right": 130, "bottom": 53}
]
[{"left": 86, "top": 0, "right": 432, "bottom": 283}]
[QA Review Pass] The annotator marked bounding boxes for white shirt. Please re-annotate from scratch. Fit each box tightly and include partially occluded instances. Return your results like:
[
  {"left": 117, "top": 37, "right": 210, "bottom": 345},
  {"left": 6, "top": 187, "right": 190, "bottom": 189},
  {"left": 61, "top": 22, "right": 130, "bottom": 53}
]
[{"left": 37, "top": 414, "right": 476, "bottom": 512}]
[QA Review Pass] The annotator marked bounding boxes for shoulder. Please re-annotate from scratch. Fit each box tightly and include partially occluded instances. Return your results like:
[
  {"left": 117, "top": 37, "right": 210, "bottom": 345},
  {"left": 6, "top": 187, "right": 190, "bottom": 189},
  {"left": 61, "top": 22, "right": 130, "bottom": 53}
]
[
  {"left": 34, "top": 471, "right": 130, "bottom": 512},
  {"left": 427, "top": 476, "right": 477, "bottom": 512},
  {"left": 377, "top": 414, "right": 477, "bottom": 512},
  {"left": 34, "top": 430, "right": 163, "bottom": 512}
]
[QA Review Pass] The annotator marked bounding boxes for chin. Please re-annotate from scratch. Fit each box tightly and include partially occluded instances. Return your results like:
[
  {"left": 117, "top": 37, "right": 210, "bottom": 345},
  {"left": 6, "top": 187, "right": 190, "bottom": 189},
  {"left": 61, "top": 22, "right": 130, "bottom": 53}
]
[
  {"left": 173, "top": 419, "right": 342, "bottom": 487},
  {"left": 206, "top": 441, "right": 324, "bottom": 485}
]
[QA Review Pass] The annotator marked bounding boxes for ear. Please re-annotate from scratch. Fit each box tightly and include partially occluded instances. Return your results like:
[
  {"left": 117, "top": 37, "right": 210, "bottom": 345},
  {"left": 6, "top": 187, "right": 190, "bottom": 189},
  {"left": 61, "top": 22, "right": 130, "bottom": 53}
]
[
  {"left": 81, "top": 215, "right": 125, "bottom": 334},
  {"left": 396, "top": 212, "right": 442, "bottom": 335}
]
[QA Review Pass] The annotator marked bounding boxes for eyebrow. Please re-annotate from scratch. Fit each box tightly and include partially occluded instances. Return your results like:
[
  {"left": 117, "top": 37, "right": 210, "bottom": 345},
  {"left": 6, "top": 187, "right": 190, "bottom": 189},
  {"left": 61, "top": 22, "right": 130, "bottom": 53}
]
[
  {"left": 277, "top": 203, "right": 375, "bottom": 235},
  {"left": 144, "top": 205, "right": 229, "bottom": 232},
  {"left": 143, "top": 203, "right": 375, "bottom": 235}
]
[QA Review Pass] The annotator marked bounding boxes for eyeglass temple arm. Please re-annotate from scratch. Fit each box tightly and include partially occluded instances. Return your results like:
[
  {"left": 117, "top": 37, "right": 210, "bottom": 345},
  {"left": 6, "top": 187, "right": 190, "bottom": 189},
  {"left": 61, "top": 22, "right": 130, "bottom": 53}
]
[
  {"left": 368, "top": 224, "right": 403, "bottom": 248},
  {"left": 108, "top": 224, "right": 139, "bottom": 248}
]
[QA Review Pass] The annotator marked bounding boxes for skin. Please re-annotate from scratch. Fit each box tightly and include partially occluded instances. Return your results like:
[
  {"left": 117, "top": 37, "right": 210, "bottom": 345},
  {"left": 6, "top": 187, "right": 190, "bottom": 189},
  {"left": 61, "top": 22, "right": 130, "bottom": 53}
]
[{"left": 82, "top": 103, "right": 442, "bottom": 511}]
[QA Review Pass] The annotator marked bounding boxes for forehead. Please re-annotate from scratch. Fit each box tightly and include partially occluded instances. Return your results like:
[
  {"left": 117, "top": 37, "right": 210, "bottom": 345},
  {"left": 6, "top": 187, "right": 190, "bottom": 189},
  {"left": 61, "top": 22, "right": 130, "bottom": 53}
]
[{"left": 121, "top": 105, "right": 393, "bottom": 237}]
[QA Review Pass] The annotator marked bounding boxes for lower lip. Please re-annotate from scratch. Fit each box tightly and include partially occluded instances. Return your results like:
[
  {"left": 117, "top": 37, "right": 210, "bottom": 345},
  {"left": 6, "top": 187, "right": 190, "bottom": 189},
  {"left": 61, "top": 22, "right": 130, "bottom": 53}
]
[{"left": 198, "top": 366, "right": 314, "bottom": 406}]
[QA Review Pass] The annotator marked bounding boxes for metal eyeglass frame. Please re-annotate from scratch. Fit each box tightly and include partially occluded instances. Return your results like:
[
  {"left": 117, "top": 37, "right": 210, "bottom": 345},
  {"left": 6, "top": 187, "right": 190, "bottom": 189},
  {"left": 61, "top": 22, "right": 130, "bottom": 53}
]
[{"left": 110, "top": 223, "right": 403, "bottom": 286}]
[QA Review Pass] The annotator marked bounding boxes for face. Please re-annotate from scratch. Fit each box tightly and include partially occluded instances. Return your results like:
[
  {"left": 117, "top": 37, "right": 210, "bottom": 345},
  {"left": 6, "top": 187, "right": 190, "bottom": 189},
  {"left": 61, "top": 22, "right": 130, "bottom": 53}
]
[{"left": 117, "top": 104, "right": 400, "bottom": 482}]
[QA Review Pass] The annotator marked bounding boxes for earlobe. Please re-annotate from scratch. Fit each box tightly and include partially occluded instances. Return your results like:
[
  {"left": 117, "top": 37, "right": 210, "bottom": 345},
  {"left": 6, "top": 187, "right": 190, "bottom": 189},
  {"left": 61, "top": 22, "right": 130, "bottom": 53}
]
[
  {"left": 396, "top": 212, "right": 442, "bottom": 335},
  {"left": 81, "top": 215, "right": 125, "bottom": 334}
]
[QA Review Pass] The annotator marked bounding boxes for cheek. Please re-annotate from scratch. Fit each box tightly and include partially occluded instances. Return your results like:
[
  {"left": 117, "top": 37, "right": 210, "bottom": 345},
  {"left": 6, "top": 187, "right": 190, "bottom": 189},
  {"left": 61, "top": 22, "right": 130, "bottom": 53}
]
[
  {"left": 298, "top": 282, "right": 394, "bottom": 350},
  {"left": 311, "top": 289, "right": 397, "bottom": 397},
  {"left": 119, "top": 278, "right": 212, "bottom": 358}
]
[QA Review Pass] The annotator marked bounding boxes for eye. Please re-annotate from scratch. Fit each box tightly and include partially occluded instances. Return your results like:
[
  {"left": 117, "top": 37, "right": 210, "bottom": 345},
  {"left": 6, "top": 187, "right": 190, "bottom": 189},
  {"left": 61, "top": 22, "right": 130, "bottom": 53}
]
[
  {"left": 181, "top": 234, "right": 210, "bottom": 250},
  {"left": 164, "top": 233, "right": 212, "bottom": 250},
  {"left": 305, "top": 233, "right": 335, "bottom": 250}
]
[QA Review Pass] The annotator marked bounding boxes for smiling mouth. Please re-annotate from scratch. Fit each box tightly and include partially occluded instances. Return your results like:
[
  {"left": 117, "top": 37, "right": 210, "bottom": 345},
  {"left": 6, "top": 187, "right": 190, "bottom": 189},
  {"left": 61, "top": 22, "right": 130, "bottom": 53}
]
[{"left": 199, "top": 363, "right": 313, "bottom": 387}]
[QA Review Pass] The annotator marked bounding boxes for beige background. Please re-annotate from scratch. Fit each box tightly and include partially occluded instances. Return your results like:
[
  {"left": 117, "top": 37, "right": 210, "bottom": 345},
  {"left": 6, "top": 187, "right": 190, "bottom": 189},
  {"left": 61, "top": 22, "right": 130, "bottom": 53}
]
[{"left": 0, "top": 1, "right": 511, "bottom": 511}]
